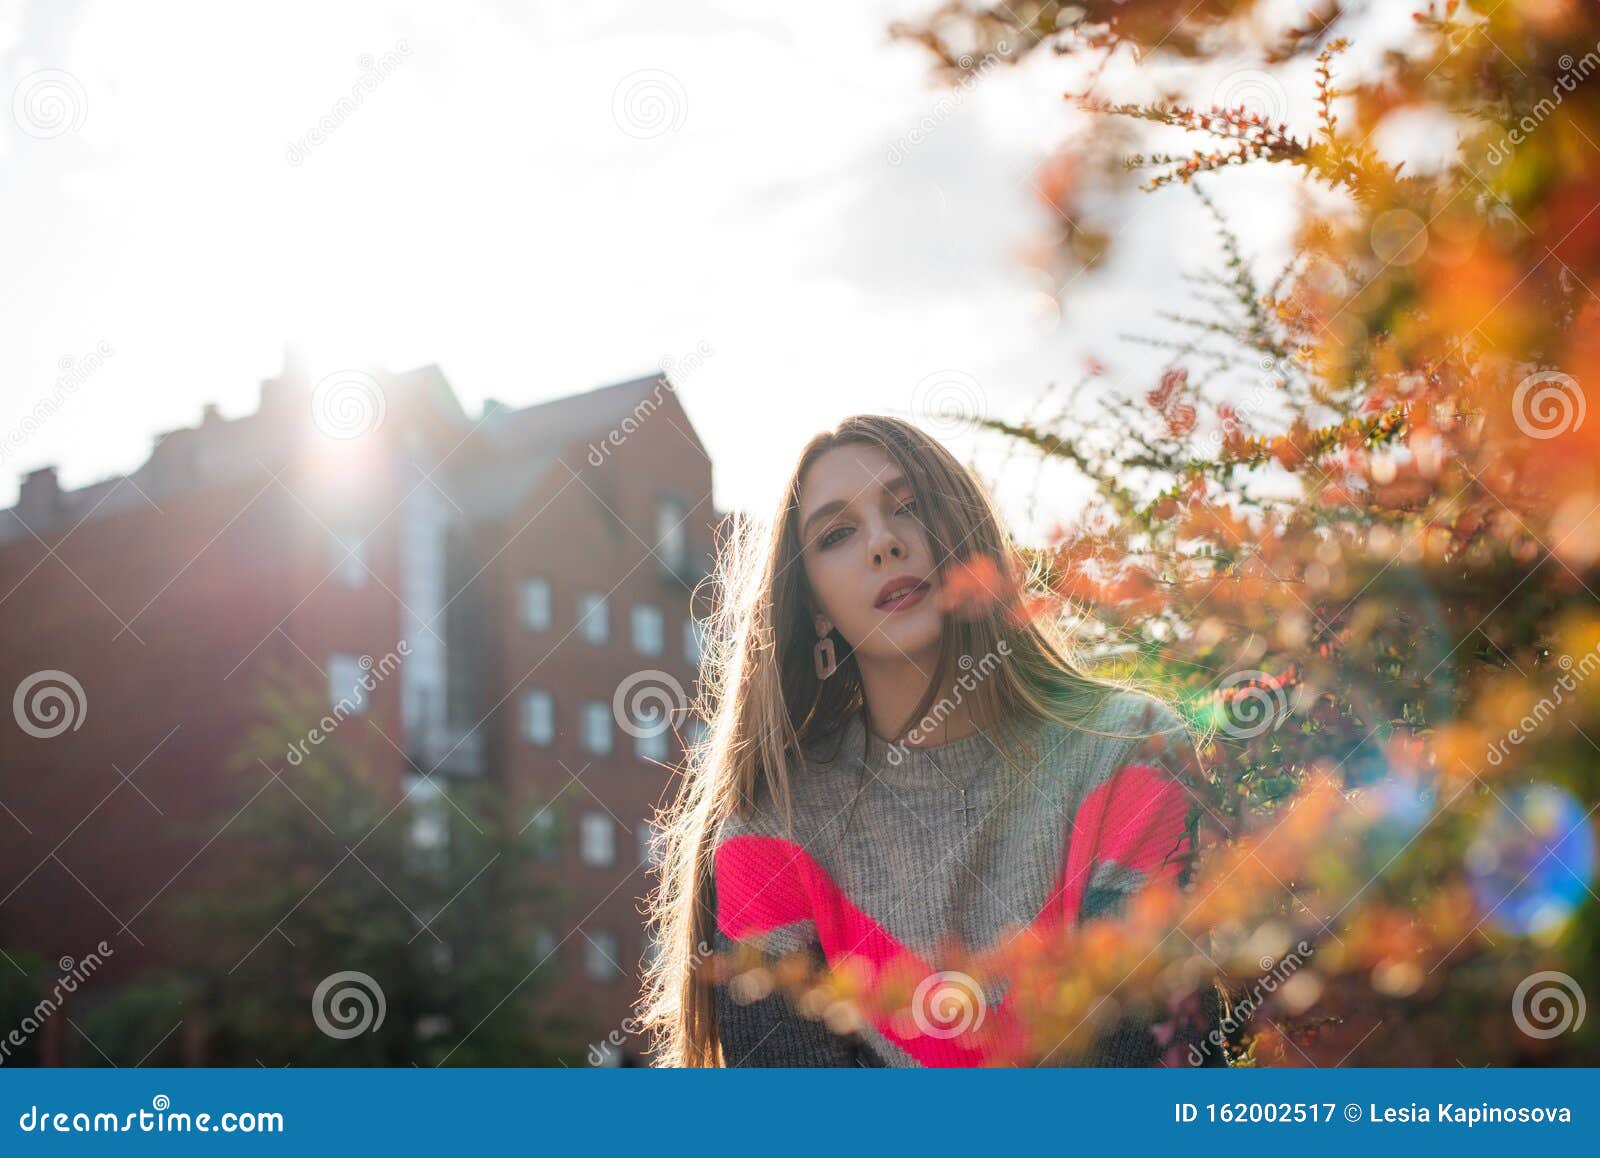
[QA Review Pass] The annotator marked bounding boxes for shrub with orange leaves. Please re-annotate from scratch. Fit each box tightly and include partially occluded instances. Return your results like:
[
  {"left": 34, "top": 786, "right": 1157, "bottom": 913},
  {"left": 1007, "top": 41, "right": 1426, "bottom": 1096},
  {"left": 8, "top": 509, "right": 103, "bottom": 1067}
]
[{"left": 873, "top": 0, "right": 1600, "bottom": 1066}]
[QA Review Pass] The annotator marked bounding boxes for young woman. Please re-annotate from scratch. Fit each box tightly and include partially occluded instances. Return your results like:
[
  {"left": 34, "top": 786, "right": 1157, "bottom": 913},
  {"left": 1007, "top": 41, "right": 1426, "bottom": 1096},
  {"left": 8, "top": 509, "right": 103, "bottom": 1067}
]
[{"left": 640, "top": 414, "right": 1214, "bottom": 1067}]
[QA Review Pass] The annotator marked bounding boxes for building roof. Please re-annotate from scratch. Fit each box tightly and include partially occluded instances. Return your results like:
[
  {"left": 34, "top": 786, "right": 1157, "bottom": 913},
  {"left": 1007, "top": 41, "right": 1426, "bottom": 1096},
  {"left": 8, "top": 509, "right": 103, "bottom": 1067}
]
[{"left": 0, "top": 361, "right": 686, "bottom": 543}]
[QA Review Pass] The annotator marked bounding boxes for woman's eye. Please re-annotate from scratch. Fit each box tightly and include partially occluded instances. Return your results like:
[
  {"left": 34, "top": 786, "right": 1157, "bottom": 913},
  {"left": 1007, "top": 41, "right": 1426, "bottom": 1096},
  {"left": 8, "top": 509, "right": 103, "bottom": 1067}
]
[
  {"left": 896, "top": 498, "right": 919, "bottom": 516},
  {"left": 818, "top": 526, "right": 851, "bottom": 549}
]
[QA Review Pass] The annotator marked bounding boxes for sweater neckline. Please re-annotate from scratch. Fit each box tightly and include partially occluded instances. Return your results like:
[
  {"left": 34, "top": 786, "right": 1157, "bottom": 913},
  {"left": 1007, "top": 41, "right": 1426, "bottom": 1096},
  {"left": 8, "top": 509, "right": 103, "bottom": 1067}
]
[{"left": 834, "top": 709, "right": 1014, "bottom": 790}]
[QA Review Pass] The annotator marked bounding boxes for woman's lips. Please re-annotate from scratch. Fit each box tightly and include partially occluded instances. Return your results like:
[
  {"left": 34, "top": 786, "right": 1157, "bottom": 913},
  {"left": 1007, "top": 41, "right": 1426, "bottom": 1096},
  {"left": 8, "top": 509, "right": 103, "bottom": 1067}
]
[{"left": 875, "top": 581, "right": 931, "bottom": 613}]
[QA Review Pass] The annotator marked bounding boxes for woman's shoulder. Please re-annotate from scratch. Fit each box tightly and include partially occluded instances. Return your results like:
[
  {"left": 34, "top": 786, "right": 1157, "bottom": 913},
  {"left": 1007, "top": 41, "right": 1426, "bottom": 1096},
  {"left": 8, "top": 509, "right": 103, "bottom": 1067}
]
[
  {"left": 1026, "top": 684, "right": 1192, "bottom": 795},
  {"left": 713, "top": 733, "right": 861, "bottom": 851}
]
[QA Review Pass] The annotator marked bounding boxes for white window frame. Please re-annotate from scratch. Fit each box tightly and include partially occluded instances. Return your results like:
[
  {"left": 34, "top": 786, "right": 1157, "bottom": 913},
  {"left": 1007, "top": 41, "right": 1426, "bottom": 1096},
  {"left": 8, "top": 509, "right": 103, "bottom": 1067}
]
[
  {"left": 584, "top": 930, "right": 622, "bottom": 980},
  {"left": 580, "top": 701, "right": 613, "bottom": 755},
  {"left": 635, "top": 727, "right": 668, "bottom": 763},
  {"left": 637, "top": 820, "right": 663, "bottom": 867},
  {"left": 656, "top": 497, "right": 688, "bottom": 572},
  {"left": 519, "top": 578, "right": 552, "bottom": 629},
  {"left": 578, "top": 593, "right": 609, "bottom": 644},
  {"left": 522, "top": 690, "right": 554, "bottom": 747},
  {"left": 328, "top": 653, "right": 369, "bottom": 716},
  {"left": 332, "top": 532, "right": 368, "bottom": 588},
  {"left": 580, "top": 812, "right": 616, "bottom": 866},
  {"left": 630, "top": 604, "right": 664, "bottom": 656}
]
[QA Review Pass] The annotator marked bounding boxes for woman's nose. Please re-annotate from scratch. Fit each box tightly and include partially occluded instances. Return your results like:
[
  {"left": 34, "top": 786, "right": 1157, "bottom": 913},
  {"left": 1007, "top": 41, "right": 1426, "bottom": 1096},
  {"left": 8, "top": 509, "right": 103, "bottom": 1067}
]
[{"left": 870, "top": 534, "right": 904, "bottom": 565}]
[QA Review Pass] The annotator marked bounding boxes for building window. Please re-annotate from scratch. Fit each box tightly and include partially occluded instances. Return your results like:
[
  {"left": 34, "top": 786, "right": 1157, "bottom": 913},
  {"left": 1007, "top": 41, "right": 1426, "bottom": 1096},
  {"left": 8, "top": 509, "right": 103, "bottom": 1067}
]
[
  {"left": 585, "top": 930, "right": 622, "bottom": 980},
  {"left": 684, "top": 617, "right": 705, "bottom": 666},
  {"left": 527, "top": 808, "right": 560, "bottom": 863},
  {"left": 519, "top": 578, "right": 551, "bottom": 629},
  {"left": 522, "top": 690, "right": 554, "bottom": 746},
  {"left": 331, "top": 532, "right": 367, "bottom": 587},
  {"left": 580, "top": 701, "right": 613, "bottom": 755},
  {"left": 580, "top": 812, "right": 616, "bottom": 866},
  {"left": 635, "top": 727, "right": 668, "bottom": 763},
  {"left": 328, "top": 654, "right": 369, "bottom": 716},
  {"left": 656, "top": 497, "right": 688, "bottom": 572},
  {"left": 630, "top": 604, "right": 664, "bottom": 656},
  {"left": 680, "top": 715, "right": 707, "bottom": 751},
  {"left": 531, "top": 924, "right": 558, "bottom": 968},
  {"left": 637, "top": 820, "right": 663, "bottom": 867},
  {"left": 578, "top": 593, "right": 609, "bottom": 644},
  {"left": 407, "top": 775, "right": 449, "bottom": 869}
]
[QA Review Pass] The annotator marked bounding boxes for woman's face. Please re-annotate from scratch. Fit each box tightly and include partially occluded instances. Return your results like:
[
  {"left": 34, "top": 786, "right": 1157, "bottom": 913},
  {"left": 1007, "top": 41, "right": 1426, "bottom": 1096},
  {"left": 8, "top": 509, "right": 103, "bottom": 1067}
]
[{"left": 795, "top": 442, "right": 945, "bottom": 666}]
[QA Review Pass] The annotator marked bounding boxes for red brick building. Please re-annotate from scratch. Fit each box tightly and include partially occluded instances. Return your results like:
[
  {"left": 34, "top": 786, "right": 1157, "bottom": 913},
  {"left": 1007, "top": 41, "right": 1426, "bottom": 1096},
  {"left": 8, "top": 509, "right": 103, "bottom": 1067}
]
[{"left": 0, "top": 352, "right": 717, "bottom": 1063}]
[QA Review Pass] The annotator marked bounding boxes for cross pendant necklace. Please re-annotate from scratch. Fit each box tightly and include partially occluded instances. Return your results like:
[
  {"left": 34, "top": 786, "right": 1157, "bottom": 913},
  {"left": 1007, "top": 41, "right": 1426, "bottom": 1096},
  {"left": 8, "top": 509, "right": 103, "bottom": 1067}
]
[{"left": 955, "top": 786, "right": 978, "bottom": 826}]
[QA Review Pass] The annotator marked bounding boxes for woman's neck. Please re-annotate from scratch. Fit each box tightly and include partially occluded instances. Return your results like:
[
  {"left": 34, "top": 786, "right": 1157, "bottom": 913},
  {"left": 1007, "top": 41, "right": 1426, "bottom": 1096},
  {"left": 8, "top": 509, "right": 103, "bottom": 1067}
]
[{"left": 855, "top": 650, "right": 979, "bottom": 748}]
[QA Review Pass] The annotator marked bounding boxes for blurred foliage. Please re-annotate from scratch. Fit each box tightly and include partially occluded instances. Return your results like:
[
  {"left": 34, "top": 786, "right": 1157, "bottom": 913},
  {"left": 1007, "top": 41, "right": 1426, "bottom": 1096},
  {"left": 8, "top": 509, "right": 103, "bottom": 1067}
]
[
  {"left": 163, "top": 675, "right": 575, "bottom": 1065},
  {"left": 853, "top": 0, "right": 1600, "bottom": 1065}
]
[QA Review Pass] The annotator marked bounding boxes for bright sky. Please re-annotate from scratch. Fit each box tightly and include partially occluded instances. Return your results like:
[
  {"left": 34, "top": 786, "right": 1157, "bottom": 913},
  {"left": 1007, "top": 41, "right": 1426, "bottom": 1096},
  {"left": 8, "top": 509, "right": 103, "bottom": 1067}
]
[{"left": 0, "top": 0, "right": 1427, "bottom": 542}]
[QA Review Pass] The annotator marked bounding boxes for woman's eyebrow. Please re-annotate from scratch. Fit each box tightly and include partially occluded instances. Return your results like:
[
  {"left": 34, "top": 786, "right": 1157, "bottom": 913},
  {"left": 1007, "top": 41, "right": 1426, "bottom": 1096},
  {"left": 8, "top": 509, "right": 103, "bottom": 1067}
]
[{"left": 799, "top": 474, "right": 910, "bottom": 541}]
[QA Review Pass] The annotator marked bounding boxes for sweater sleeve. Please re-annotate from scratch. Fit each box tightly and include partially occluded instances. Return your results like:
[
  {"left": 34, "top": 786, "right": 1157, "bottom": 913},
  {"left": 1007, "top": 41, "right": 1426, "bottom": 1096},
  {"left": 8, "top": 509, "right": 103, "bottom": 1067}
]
[
  {"left": 710, "top": 839, "right": 881, "bottom": 1067},
  {"left": 1068, "top": 705, "right": 1225, "bottom": 1066},
  {"left": 710, "top": 924, "right": 881, "bottom": 1067}
]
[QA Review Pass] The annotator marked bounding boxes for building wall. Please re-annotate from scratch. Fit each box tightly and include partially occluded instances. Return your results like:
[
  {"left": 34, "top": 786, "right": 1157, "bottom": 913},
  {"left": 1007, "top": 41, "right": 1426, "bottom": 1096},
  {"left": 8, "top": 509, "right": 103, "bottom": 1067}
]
[
  {"left": 0, "top": 374, "right": 718, "bottom": 1064},
  {"left": 482, "top": 402, "right": 715, "bottom": 1059}
]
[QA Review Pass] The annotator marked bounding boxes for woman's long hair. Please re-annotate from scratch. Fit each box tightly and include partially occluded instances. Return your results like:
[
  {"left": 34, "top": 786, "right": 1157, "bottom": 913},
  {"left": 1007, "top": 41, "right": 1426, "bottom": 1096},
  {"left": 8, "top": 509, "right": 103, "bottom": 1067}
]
[{"left": 638, "top": 414, "right": 1134, "bottom": 1066}]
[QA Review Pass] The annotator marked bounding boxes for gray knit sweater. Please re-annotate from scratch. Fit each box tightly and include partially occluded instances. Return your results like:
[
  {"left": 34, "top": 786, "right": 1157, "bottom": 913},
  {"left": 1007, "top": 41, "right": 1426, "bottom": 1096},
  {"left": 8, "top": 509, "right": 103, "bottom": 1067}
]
[{"left": 711, "top": 687, "right": 1219, "bottom": 1067}]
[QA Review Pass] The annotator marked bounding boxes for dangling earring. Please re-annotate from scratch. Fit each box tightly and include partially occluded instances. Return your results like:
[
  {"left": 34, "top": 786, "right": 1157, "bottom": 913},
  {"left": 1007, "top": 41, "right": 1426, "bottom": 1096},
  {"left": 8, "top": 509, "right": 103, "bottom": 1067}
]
[{"left": 813, "top": 622, "right": 838, "bottom": 680}]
